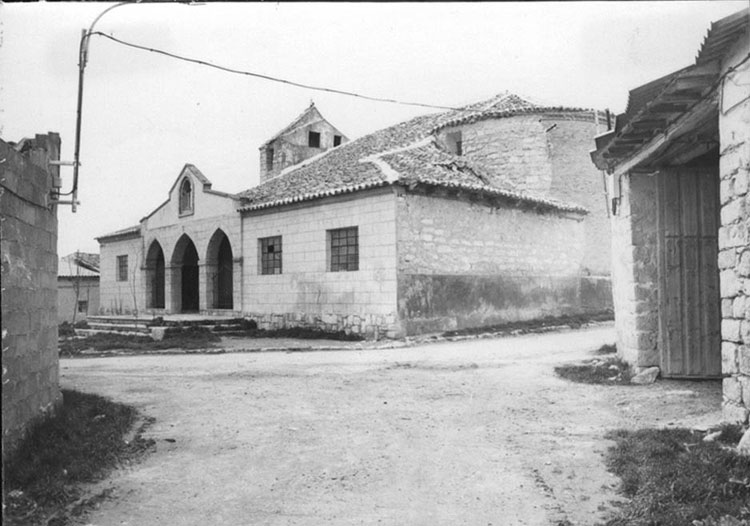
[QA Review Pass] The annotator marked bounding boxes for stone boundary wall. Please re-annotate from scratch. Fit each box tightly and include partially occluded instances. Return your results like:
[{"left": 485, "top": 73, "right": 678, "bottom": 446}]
[
  {"left": 719, "top": 35, "right": 750, "bottom": 424},
  {"left": 1, "top": 134, "right": 62, "bottom": 459}
]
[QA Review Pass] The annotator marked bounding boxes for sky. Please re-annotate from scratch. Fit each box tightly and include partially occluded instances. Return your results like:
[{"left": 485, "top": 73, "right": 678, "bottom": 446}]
[{"left": 1, "top": 1, "right": 746, "bottom": 257}]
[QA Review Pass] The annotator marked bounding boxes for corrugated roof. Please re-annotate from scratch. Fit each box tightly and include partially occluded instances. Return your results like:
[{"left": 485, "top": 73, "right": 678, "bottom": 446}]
[{"left": 239, "top": 93, "right": 594, "bottom": 214}]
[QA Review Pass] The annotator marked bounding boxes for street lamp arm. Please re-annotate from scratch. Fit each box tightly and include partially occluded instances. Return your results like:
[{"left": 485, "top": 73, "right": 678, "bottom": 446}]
[{"left": 66, "top": 1, "right": 141, "bottom": 211}]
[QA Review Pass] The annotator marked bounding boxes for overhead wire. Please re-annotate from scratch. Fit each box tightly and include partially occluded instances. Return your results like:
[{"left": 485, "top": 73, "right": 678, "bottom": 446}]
[{"left": 89, "top": 31, "right": 467, "bottom": 112}]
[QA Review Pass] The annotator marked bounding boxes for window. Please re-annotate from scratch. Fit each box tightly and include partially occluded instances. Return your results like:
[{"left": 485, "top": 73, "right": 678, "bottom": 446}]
[
  {"left": 333, "top": 135, "right": 342, "bottom": 147},
  {"left": 308, "top": 131, "right": 321, "bottom": 148},
  {"left": 266, "top": 148, "right": 274, "bottom": 171},
  {"left": 179, "top": 178, "right": 193, "bottom": 214},
  {"left": 447, "top": 131, "right": 463, "bottom": 156},
  {"left": 328, "top": 227, "right": 358, "bottom": 272},
  {"left": 117, "top": 255, "right": 128, "bottom": 282},
  {"left": 259, "top": 236, "right": 282, "bottom": 275},
  {"left": 77, "top": 300, "right": 88, "bottom": 313}
]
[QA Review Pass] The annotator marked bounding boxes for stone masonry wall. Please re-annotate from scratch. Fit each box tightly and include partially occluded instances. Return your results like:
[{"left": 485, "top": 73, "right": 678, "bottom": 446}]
[
  {"left": 719, "top": 35, "right": 750, "bottom": 424},
  {"left": 241, "top": 188, "right": 399, "bottom": 338},
  {"left": 608, "top": 173, "right": 660, "bottom": 368},
  {"left": 1, "top": 134, "right": 63, "bottom": 459},
  {"left": 395, "top": 190, "right": 609, "bottom": 334},
  {"left": 436, "top": 113, "right": 612, "bottom": 276}
]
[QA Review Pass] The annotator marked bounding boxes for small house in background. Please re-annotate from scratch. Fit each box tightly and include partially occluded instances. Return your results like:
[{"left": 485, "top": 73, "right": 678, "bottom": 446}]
[
  {"left": 57, "top": 252, "right": 100, "bottom": 324},
  {"left": 591, "top": 9, "right": 749, "bottom": 423},
  {"left": 98, "top": 93, "right": 613, "bottom": 337}
]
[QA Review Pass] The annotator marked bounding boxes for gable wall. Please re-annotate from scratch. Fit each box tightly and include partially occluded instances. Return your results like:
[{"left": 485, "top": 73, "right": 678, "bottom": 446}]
[
  {"left": 240, "top": 188, "right": 399, "bottom": 338},
  {"left": 260, "top": 116, "right": 348, "bottom": 183}
]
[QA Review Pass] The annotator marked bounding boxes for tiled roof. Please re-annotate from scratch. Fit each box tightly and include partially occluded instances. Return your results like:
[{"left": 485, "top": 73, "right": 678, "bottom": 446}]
[
  {"left": 239, "top": 93, "right": 592, "bottom": 213},
  {"left": 96, "top": 224, "right": 141, "bottom": 241},
  {"left": 58, "top": 253, "right": 100, "bottom": 278}
]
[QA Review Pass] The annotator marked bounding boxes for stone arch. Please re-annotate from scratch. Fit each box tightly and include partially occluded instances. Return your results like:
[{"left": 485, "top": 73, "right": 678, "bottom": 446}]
[
  {"left": 171, "top": 234, "right": 200, "bottom": 312},
  {"left": 205, "top": 229, "right": 233, "bottom": 310},
  {"left": 145, "top": 240, "right": 165, "bottom": 309}
]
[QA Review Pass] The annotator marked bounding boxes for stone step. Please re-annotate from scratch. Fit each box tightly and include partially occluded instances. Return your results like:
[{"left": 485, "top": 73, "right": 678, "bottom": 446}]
[{"left": 75, "top": 328, "right": 150, "bottom": 337}]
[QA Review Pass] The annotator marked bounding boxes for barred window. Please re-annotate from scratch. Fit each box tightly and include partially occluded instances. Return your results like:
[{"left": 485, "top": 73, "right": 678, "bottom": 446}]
[
  {"left": 77, "top": 300, "right": 88, "bottom": 313},
  {"left": 328, "top": 227, "right": 358, "bottom": 272},
  {"left": 259, "top": 236, "right": 282, "bottom": 275},
  {"left": 117, "top": 255, "right": 128, "bottom": 282}
]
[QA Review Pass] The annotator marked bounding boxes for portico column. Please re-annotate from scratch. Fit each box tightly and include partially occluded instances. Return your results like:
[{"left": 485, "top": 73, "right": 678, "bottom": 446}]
[
  {"left": 233, "top": 257, "right": 242, "bottom": 313},
  {"left": 166, "top": 264, "right": 179, "bottom": 313},
  {"left": 199, "top": 262, "right": 209, "bottom": 312}
]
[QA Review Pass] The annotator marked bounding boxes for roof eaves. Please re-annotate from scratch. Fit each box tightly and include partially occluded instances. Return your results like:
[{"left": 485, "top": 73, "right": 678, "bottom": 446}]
[
  {"left": 239, "top": 181, "right": 391, "bottom": 212},
  {"left": 402, "top": 179, "right": 588, "bottom": 214}
]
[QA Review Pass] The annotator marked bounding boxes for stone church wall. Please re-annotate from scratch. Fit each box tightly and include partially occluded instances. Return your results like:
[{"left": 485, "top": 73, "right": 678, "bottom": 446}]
[
  {"left": 395, "top": 190, "right": 606, "bottom": 335},
  {"left": 241, "top": 188, "right": 400, "bottom": 338},
  {"left": 1, "top": 133, "right": 62, "bottom": 460}
]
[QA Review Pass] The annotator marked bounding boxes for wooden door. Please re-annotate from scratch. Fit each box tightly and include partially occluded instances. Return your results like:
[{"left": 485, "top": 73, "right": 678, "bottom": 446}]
[{"left": 656, "top": 167, "right": 721, "bottom": 378}]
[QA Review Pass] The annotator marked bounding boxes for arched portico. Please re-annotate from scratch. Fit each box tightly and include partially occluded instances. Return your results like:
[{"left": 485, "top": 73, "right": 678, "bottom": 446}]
[
  {"left": 205, "top": 229, "right": 233, "bottom": 310},
  {"left": 171, "top": 234, "right": 200, "bottom": 312},
  {"left": 145, "top": 240, "right": 165, "bottom": 309}
]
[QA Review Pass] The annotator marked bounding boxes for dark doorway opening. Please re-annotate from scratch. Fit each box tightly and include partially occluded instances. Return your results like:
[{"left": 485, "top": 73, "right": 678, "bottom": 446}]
[
  {"left": 146, "top": 241, "right": 165, "bottom": 309},
  {"left": 181, "top": 241, "right": 199, "bottom": 312},
  {"left": 206, "top": 230, "right": 234, "bottom": 310}
]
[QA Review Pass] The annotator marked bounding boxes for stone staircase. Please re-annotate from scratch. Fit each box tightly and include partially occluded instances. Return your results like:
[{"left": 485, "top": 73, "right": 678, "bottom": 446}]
[{"left": 77, "top": 315, "right": 250, "bottom": 337}]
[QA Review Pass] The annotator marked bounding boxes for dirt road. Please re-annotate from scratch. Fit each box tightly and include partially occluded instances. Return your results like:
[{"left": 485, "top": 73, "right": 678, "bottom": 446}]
[{"left": 60, "top": 325, "right": 721, "bottom": 526}]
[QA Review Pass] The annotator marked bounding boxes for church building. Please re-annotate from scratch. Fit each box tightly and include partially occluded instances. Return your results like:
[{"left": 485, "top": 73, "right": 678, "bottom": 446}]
[{"left": 98, "top": 94, "right": 613, "bottom": 338}]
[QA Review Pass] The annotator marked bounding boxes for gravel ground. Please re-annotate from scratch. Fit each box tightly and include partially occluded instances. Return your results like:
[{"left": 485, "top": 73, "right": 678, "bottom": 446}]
[{"left": 60, "top": 324, "right": 721, "bottom": 526}]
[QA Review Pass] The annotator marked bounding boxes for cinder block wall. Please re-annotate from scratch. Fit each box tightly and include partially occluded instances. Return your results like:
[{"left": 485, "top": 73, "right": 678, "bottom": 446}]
[
  {"left": 1, "top": 134, "right": 62, "bottom": 459},
  {"left": 396, "top": 189, "right": 602, "bottom": 335},
  {"left": 719, "top": 35, "right": 750, "bottom": 424}
]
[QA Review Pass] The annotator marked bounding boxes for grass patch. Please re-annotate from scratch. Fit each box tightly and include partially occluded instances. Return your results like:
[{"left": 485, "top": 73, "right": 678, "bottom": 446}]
[
  {"left": 554, "top": 355, "right": 632, "bottom": 385},
  {"left": 3, "top": 389, "right": 155, "bottom": 525},
  {"left": 441, "top": 311, "right": 614, "bottom": 338},
  {"left": 59, "top": 326, "right": 221, "bottom": 356},
  {"left": 604, "top": 425, "right": 750, "bottom": 525}
]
